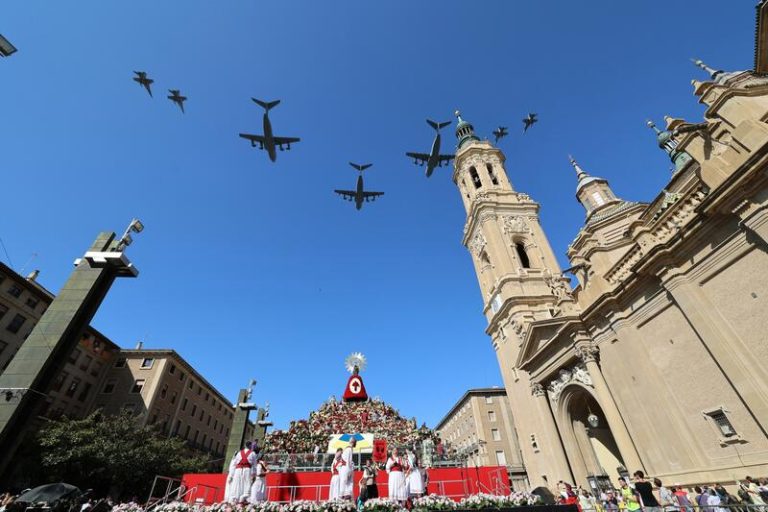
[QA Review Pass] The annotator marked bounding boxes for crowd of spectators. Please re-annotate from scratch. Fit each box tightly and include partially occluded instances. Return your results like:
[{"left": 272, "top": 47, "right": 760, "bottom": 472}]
[
  {"left": 556, "top": 471, "right": 768, "bottom": 512},
  {"left": 265, "top": 397, "right": 439, "bottom": 454}
]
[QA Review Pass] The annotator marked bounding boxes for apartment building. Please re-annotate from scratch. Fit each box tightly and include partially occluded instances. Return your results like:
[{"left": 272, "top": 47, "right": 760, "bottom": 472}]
[{"left": 436, "top": 387, "right": 527, "bottom": 489}]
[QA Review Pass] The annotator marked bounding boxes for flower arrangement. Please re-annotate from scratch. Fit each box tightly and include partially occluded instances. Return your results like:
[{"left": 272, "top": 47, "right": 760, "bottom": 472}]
[
  {"left": 282, "top": 501, "right": 322, "bottom": 512},
  {"left": 505, "top": 492, "right": 541, "bottom": 507},
  {"left": 361, "top": 498, "right": 405, "bottom": 512},
  {"left": 155, "top": 502, "right": 194, "bottom": 512},
  {"left": 321, "top": 500, "right": 358, "bottom": 512},
  {"left": 457, "top": 492, "right": 542, "bottom": 509},
  {"left": 412, "top": 494, "right": 457, "bottom": 512},
  {"left": 111, "top": 503, "right": 144, "bottom": 512}
]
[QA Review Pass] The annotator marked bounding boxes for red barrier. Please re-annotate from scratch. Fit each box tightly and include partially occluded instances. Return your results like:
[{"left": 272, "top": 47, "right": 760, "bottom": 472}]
[{"left": 182, "top": 466, "right": 510, "bottom": 505}]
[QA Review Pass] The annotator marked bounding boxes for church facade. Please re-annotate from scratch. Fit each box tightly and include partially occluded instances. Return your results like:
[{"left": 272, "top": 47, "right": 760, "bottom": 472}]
[{"left": 455, "top": 2, "right": 768, "bottom": 489}]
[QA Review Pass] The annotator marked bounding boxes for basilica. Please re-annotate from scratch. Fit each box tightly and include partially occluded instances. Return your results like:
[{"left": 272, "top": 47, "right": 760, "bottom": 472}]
[{"left": 456, "top": 1, "right": 768, "bottom": 490}]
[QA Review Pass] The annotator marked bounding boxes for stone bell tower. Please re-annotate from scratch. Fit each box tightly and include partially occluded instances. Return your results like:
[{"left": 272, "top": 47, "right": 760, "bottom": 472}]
[{"left": 452, "top": 111, "right": 575, "bottom": 486}]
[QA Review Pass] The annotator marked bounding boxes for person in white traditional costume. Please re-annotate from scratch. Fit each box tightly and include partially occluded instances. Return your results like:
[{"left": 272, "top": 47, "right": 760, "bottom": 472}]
[
  {"left": 249, "top": 453, "right": 269, "bottom": 503},
  {"left": 328, "top": 448, "right": 343, "bottom": 500},
  {"left": 224, "top": 441, "right": 257, "bottom": 503},
  {"left": 406, "top": 450, "right": 425, "bottom": 498},
  {"left": 338, "top": 437, "right": 356, "bottom": 500},
  {"left": 386, "top": 447, "right": 408, "bottom": 503}
]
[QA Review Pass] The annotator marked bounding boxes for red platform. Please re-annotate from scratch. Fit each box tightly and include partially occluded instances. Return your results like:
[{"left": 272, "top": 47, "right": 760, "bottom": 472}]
[{"left": 182, "top": 466, "right": 510, "bottom": 504}]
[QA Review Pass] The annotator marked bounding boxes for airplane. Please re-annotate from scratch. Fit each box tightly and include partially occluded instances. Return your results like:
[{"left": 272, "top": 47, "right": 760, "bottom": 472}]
[
  {"left": 334, "top": 162, "right": 384, "bottom": 210},
  {"left": 406, "top": 119, "right": 455, "bottom": 177},
  {"left": 133, "top": 71, "right": 154, "bottom": 97},
  {"left": 522, "top": 113, "right": 538, "bottom": 133},
  {"left": 167, "top": 89, "right": 187, "bottom": 113},
  {"left": 239, "top": 99, "right": 300, "bottom": 162},
  {"left": 492, "top": 126, "right": 508, "bottom": 143}
]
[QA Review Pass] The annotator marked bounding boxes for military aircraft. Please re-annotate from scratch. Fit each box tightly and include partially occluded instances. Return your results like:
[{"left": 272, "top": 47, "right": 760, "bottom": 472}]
[
  {"left": 522, "top": 113, "right": 538, "bottom": 133},
  {"left": 406, "top": 119, "right": 455, "bottom": 177},
  {"left": 334, "top": 162, "right": 384, "bottom": 210},
  {"left": 492, "top": 126, "right": 509, "bottom": 143},
  {"left": 133, "top": 71, "right": 154, "bottom": 97},
  {"left": 167, "top": 89, "right": 187, "bottom": 113},
  {"left": 239, "top": 99, "right": 300, "bottom": 162}
]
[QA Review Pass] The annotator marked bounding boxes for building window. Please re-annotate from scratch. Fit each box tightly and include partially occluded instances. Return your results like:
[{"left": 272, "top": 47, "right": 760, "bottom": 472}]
[
  {"left": 705, "top": 408, "right": 739, "bottom": 440},
  {"left": 207, "top": 414, "right": 211, "bottom": 426},
  {"left": 6, "top": 314, "right": 26, "bottom": 334},
  {"left": 515, "top": 243, "right": 531, "bottom": 269},
  {"left": 486, "top": 163, "right": 499, "bottom": 185},
  {"left": 492, "top": 428, "right": 501, "bottom": 441},
  {"left": 90, "top": 362, "right": 102, "bottom": 378},
  {"left": 160, "top": 384, "right": 168, "bottom": 399},
  {"left": 7, "top": 285, "right": 22, "bottom": 298},
  {"left": 170, "top": 391, "right": 177, "bottom": 405},
  {"left": 495, "top": 450, "right": 507, "bottom": 466},
  {"left": 173, "top": 420, "right": 181, "bottom": 436},
  {"left": 188, "top": 380, "right": 193, "bottom": 390},
  {"left": 470, "top": 167, "right": 482, "bottom": 189},
  {"left": 191, "top": 404, "right": 197, "bottom": 416},
  {"left": 78, "top": 382, "right": 92, "bottom": 402},
  {"left": 197, "top": 386, "right": 202, "bottom": 396},
  {"left": 488, "top": 411, "right": 496, "bottom": 422},
  {"left": 184, "top": 425, "right": 191, "bottom": 439},
  {"left": 199, "top": 409, "right": 204, "bottom": 421},
  {"left": 0, "top": 304, "right": 7, "bottom": 321},
  {"left": 490, "top": 294, "right": 502, "bottom": 314},
  {"left": 182, "top": 398, "right": 188, "bottom": 411},
  {"left": 201, "top": 434, "right": 207, "bottom": 447},
  {"left": 79, "top": 355, "right": 92, "bottom": 372},
  {"left": 65, "top": 378, "right": 81, "bottom": 397},
  {"left": 114, "top": 358, "right": 126, "bottom": 368},
  {"left": 52, "top": 371, "right": 69, "bottom": 392},
  {"left": 131, "top": 379, "right": 145, "bottom": 394},
  {"left": 68, "top": 348, "right": 81, "bottom": 364},
  {"left": 179, "top": 372, "right": 185, "bottom": 381},
  {"left": 25, "top": 296, "right": 39, "bottom": 310},
  {"left": 141, "top": 358, "right": 154, "bottom": 369},
  {"left": 592, "top": 191, "right": 606, "bottom": 207},
  {"left": 102, "top": 379, "right": 116, "bottom": 394},
  {"left": 169, "top": 364, "right": 176, "bottom": 374},
  {"left": 485, "top": 396, "right": 493, "bottom": 405}
]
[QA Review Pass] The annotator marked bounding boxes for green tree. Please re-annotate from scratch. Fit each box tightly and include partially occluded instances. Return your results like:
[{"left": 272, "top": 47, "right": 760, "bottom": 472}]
[{"left": 36, "top": 411, "right": 209, "bottom": 499}]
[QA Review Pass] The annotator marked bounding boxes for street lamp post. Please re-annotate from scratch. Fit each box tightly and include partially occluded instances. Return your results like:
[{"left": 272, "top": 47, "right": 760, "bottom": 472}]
[{"left": 0, "top": 222, "right": 143, "bottom": 477}]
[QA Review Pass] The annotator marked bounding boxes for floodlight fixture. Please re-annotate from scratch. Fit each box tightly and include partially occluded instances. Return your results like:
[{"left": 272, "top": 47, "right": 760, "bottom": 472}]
[
  {"left": 0, "top": 35, "right": 17, "bottom": 57},
  {"left": 116, "top": 218, "right": 144, "bottom": 251}
]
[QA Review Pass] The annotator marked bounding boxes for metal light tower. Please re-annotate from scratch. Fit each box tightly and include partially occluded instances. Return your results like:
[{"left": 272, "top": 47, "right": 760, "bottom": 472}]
[{"left": 0, "top": 221, "right": 143, "bottom": 477}]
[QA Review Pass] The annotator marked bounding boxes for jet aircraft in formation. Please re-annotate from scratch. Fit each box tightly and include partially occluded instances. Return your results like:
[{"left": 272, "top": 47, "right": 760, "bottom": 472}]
[
  {"left": 334, "top": 163, "right": 384, "bottom": 210},
  {"left": 127, "top": 70, "right": 540, "bottom": 208},
  {"left": 492, "top": 126, "right": 508, "bottom": 143},
  {"left": 239, "top": 99, "right": 301, "bottom": 162},
  {"left": 167, "top": 89, "right": 187, "bottom": 113},
  {"left": 522, "top": 113, "right": 538, "bottom": 133},
  {"left": 406, "top": 119, "right": 455, "bottom": 178},
  {"left": 133, "top": 71, "right": 154, "bottom": 97}
]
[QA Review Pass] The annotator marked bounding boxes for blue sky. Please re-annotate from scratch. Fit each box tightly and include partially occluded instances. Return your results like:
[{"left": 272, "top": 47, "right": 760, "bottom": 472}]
[{"left": 0, "top": 1, "right": 755, "bottom": 431}]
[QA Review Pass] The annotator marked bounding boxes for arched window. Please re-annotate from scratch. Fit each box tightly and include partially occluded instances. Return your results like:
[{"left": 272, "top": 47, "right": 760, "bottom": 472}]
[
  {"left": 486, "top": 163, "right": 499, "bottom": 185},
  {"left": 470, "top": 167, "right": 482, "bottom": 189},
  {"left": 479, "top": 250, "right": 491, "bottom": 266},
  {"left": 515, "top": 242, "right": 531, "bottom": 269}
]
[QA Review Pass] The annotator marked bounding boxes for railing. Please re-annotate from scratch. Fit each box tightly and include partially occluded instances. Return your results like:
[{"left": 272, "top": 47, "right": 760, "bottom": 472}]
[
  {"left": 260, "top": 452, "right": 466, "bottom": 472},
  {"left": 146, "top": 476, "right": 218, "bottom": 510},
  {"left": 259, "top": 474, "right": 500, "bottom": 503}
]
